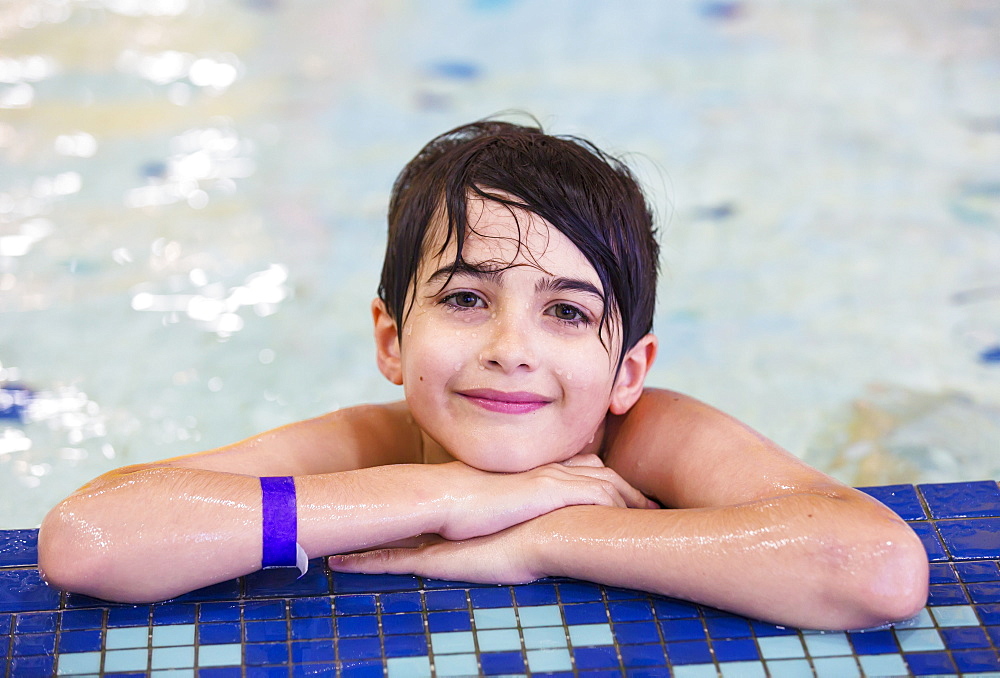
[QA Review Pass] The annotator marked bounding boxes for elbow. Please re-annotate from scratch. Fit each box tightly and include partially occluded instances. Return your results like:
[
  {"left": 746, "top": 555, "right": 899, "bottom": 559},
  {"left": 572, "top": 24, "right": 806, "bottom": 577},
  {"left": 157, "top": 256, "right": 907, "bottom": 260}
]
[
  {"left": 38, "top": 500, "right": 143, "bottom": 603},
  {"left": 38, "top": 502, "right": 105, "bottom": 597},
  {"left": 835, "top": 520, "right": 929, "bottom": 629}
]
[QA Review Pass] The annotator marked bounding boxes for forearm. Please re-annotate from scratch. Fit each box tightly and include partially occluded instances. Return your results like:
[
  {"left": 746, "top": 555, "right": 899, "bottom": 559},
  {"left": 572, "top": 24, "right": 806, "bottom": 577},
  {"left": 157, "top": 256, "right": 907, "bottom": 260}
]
[
  {"left": 38, "top": 464, "right": 442, "bottom": 603},
  {"left": 532, "top": 493, "right": 928, "bottom": 630}
]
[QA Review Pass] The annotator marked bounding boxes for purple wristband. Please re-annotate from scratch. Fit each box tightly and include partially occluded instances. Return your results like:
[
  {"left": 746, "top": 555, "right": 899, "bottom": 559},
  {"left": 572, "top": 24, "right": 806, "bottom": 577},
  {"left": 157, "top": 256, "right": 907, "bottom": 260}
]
[{"left": 260, "top": 476, "right": 298, "bottom": 568}]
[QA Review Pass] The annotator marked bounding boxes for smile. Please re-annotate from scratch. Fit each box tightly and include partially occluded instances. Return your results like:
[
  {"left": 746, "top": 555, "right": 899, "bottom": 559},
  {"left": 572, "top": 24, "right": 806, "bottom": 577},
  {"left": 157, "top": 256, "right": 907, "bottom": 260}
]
[{"left": 457, "top": 389, "right": 552, "bottom": 414}]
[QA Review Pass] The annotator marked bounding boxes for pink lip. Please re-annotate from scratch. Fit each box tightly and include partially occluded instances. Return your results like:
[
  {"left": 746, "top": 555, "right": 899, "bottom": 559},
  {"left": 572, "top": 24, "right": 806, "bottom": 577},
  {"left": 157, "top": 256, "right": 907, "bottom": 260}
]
[{"left": 458, "top": 389, "right": 552, "bottom": 414}]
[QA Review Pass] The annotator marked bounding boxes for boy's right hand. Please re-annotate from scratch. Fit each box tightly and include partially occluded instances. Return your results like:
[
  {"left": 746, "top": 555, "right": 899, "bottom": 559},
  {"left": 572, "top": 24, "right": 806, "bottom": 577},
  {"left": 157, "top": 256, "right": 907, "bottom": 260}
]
[{"left": 434, "top": 454, "right": 656, "bottom": 541}]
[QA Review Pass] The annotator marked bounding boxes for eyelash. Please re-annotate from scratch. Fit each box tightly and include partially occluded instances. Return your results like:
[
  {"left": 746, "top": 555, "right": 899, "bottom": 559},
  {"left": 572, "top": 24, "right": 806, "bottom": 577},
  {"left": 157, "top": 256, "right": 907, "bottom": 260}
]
[{"left": 439, "top": 292, "right": 592, "bottom": 327}]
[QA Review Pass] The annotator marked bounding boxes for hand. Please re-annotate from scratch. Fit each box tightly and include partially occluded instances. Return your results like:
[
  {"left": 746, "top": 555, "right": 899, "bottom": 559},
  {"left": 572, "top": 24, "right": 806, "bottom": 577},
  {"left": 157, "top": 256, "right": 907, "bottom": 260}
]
[
  {"left": 328, "top": 523, "right": 542, "bottom": 585},
  {"left": 433, "top": 454, "right": 657, "bottom": 541}
]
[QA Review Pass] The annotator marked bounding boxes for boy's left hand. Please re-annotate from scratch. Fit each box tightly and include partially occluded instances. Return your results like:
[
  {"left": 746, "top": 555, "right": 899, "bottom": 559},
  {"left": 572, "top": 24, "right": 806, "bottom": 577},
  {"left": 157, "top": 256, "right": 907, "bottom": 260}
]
[{"left": 327, "top": 522, "right": 543, "bottom": 584}]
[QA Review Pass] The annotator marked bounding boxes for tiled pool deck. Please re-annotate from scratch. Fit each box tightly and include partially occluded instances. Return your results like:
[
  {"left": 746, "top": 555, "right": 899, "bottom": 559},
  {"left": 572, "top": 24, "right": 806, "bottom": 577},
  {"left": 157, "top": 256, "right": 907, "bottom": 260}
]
[{"left": 2, "top": 480, "right": 999, "bottom": 677}]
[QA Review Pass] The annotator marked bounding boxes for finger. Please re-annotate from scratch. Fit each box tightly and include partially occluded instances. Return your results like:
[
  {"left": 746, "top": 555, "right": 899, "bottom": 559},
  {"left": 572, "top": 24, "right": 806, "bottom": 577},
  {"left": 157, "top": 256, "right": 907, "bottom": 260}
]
[
  {"left": 555, "top": 464, "right": 650, "bottom": 509},
  {"left": 558, "top": 453, "right": 605, "bottom": 468}
]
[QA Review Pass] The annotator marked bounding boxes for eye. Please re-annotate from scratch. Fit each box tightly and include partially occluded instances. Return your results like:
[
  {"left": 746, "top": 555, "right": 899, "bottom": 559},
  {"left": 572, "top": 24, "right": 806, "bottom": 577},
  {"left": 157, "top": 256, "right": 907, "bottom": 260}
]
[
  {"left": 547, "top": 303, "right": 589, "bottom": 325},
  {"left": 442, "top": 291, "right": 486, "bottom": 309}
]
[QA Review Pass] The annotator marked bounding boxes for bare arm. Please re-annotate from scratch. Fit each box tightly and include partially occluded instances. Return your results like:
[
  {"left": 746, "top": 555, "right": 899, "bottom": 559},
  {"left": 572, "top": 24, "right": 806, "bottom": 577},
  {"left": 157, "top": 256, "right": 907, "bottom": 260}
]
[
  {"left": 330, "top": 389, "right": 929, "bottom": 630},
  {"left": 38, "top": 402, "right": 649, "bottom": 603}
]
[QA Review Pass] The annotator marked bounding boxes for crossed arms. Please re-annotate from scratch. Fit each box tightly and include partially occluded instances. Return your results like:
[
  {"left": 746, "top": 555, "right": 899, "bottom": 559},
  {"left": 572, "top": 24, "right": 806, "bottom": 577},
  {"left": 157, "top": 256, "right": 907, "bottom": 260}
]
[{"left": 37, "top": 388, "right": 928, "bottom": 630}]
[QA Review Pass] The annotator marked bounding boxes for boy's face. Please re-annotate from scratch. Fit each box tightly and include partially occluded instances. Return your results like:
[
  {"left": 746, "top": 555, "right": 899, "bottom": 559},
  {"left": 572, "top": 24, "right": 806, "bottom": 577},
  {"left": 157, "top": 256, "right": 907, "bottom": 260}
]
[{"left": 376, "top": 196, "right": 653, "bottom": 472}]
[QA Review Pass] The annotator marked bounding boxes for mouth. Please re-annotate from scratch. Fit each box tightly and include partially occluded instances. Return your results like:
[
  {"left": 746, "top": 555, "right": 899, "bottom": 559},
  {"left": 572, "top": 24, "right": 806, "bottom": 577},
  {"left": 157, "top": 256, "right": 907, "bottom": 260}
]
[{"left": 457, "top": 388, "right": 553, "bottom": 414}]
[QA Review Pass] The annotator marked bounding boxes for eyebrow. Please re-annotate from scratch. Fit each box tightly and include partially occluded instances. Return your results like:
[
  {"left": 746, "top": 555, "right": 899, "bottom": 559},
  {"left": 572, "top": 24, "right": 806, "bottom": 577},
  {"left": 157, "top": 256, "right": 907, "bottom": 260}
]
[{"left": 425, "top": 261, "right": 605, "bottom": 307}]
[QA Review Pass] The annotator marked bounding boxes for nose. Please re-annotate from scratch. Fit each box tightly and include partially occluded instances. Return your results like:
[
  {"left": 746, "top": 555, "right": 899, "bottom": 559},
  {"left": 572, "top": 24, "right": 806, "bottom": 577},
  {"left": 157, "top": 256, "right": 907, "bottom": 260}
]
[{"left": 480, "top": 312, "right": 537, "bottom": 374}]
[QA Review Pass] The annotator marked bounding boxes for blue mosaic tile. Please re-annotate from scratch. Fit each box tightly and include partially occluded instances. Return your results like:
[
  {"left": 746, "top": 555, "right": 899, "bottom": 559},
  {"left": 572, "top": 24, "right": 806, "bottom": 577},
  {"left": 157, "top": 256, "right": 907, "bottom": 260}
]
[
  {"left": 10, "top": 654, "right": 55, "bottom": 675},
  {"left": 379, "top": 591, "right": 423, "bottom": 613},
  {"left": 970, "top": 581, "right": 1000, "bottom": 604},
  {"left": 908, "top": 521, "right": 948, "bottom": 561},
  {"left": 651, "top": 599, "right": 701, "bottom": 619},
  {"left": 704, "top": 615, "right": 752, "bottom": 638},
  {"left": 15, "top": 611, "right": 56, "bottom": 633},
  {"left": 242, "top": 600, "right": 287, "bottom": 620},
  {"left": 334, "top": 595, "right": 378, "bottom": 616},
  {"left": 942, "top": 626, "right": 991, "bottom": 649},
  {"left": 920, "top": 481, "right": 1000, "bottom": 518},
  {"left": 0, "top": 569, "right": 61, "bottom": 613},
  {"left": 382, "top": 612, "right": 424, "bottom": 635},
  {"left": 423, "top": 589, "right": 467, "bottom": 611},
  {"left": 558, "top": 582, "right": 604, "bottom": 603},
  {"left": 928, "top": 562, "right": 959, "bottom": 584},
  {"left": 659, "top": 619, "right": 707, "bottom": 642},
  {"left": 514, "top": 583, "right": 558, "bottom": 606},
  {"left": 290, "top": 596, "right": 333, "bottom": 617},
  {"left": 952, "top": 649, "right": 1000, "bottom": 674},
  {"left": 904, "top": 650, "right": 957, "bottom": 675},
  {"left": 573, "top": 644, "right": 619, "bottom": 669},
  {"left": 244, "top": 619, "right": 288, "bottom": 642},
  {"left": 198, "top": 622, "right": 241, "bottom": 645},
  {"left": 383, "top": 633, "right": 427, "bottom": 657},
  {"left": 246, "top": 666, "right": 290, "bottom": 678},
  {"left": 858, "top": 484, "right": 927, "bottom": 520},
  {"left": 928, "top": 583, "right": 969, "bottom": 605},
  {"left": 200, "top": 667, "right": 244, "bottom": 678},
  {"left": 480, "top": 650, "right": 526, "bottom": 674},
  {"left": 937, "top": 517, "right": 1000, "bottom": 559},
  {"left": 978, "top": 603, "right": 1000, "bottom": 624},
  {"left": 13, "top": 631, "right": 55, "bottom": 656},
  {"left": 336, "top": 615, "right": 379, "bottom": 637},
  {"left": 152, "top": 602, "right": 197, "bottom": 625},
  {"left": 469, "top": 587, "right": 514, "bottom": 608},
  {"left": 612, "top": 620, "right": 660, "bottom": 644},
  {"left": 713, "top": 637, "right": 759, "bottom": 662},
  {"left": 289, "top": 638, "right": 335, "bottom": 663},
  {"left": 58, "top": 628, "right": 104, "bottom": 653},
  {"left": 664, "top": 639, "right": 712, "bottom": 665},
  {"left": 956, "top": 561, "right": 1000, "bottom": 582},
  {"left": 59, "top": 607, "right": 104, "bottom": 629},
  {"left": 749, "top": 619, "right": 797, "bottom": 636},
  {"left": 427, "top": 610, "right": 471, "bottom": 632},
  {"left": 290, "top": 616, "right": 333, "bottom": 640},
  {"left": 608, "top": 599, "right": 654, "bottom": 622},
  {"left": 340, "top": 659, "right": 384, "bottom": 677},
  {"left": 198, "top": 601, "right": 242, "bottom": 622},
  {"left": 620, "top": 643, "right": 665, "bottom": 667},
  {"left": 0, "top": 529, "right": 38, "bottom": 567},
  {"left": 243, "top": 643, "right": 288, "bottom": 666},
  {"left": 338, "top": 636, "right": 382, "bottom": 660},
  {"left": 848, "top": 629, "right": 899, "bottom": 654},
  {"left": 106, "top": 606, "right": 151, "bottom": 627},
  {"left": 563, "top": 602, "right": 608, "bottom": 625}
]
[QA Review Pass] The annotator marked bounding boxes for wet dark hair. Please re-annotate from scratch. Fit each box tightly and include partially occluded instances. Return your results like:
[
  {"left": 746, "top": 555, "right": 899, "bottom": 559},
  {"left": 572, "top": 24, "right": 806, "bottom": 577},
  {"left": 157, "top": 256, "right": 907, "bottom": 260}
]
[{"left": 378, "top": 117, "right": 659, "bottom": 366}]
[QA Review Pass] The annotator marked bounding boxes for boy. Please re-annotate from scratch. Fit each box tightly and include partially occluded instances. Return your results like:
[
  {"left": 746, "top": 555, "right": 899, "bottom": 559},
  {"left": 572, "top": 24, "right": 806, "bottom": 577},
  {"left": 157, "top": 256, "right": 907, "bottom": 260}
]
[{"left": 38, "top": 119, "right": 928, "bottom": 630}]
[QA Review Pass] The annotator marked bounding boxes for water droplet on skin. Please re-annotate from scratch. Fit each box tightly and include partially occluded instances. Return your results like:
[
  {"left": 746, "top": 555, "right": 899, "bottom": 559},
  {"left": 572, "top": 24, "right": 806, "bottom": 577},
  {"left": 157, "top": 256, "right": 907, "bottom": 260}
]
[
  {"left": 453, "top": 363, "right": 462, "bottom": 372},
  {"left": 478, "top": 365, "right": 485, "bottom": 370},
  {"left": 471, "top": 333, "right": 477, "bottom": 338},
  {"left": 566, "top": 372, "right": 573, "bottom": 381},
  {"left": 405, "top": 326, "right": 412, "bottom": 336}
]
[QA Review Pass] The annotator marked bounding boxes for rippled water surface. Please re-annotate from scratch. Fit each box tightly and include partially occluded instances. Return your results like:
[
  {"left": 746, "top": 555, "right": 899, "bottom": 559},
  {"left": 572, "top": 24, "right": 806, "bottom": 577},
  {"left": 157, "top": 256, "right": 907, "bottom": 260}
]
[{"left": 1, "top": 0, "right": 999, "bottom": 528}]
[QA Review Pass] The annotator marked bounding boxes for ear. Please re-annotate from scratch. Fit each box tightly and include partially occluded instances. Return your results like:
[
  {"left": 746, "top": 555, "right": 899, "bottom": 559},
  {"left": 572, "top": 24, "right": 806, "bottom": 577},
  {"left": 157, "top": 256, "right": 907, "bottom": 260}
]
[
  {"left": 372, "top": 298, "right": 403, "bottom": 385},
  {"left": 609, "top": 333, "right": 658, "bottom": 415}
]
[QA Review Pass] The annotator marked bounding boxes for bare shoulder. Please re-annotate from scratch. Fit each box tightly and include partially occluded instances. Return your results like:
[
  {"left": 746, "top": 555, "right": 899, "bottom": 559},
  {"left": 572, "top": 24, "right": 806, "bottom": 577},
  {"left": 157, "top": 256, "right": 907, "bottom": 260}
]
[
  {"left": 603, "top": 388, "right": 845, "bottom": 509},
  {"left": 159, "top": 400, "right": 422, "bottom": 476}
]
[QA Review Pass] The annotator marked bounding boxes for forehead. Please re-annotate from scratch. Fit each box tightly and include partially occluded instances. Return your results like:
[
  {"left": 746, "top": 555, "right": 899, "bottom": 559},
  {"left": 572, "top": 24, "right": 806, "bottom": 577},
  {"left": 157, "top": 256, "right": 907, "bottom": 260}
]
[{"left": 418, "top": 196, "right": 600, "bottom": 284}]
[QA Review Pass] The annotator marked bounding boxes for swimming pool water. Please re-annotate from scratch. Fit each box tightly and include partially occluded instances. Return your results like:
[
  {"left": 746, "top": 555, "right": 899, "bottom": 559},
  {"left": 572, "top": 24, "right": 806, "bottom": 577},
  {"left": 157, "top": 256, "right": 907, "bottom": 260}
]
[{"left": 1, "top": 0, "right": 999, "bottom": 528}]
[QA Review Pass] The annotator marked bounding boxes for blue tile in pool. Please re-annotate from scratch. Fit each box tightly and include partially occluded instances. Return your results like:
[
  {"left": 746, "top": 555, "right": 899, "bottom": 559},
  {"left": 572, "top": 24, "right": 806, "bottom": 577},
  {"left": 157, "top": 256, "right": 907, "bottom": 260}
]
[
  {"left": 0, "top": 568, "right": 61, "bottom": 612},
  {"left": 858, "top": 484, "right": 927, "bottom": 520},
  {"left": 955, "top": 560, "right": 1000, "bottom": 582},
  {"left": 0, "top": 529, "right": 38, "bottom": 567},
  {"left": 920, "top": 480, "right": 1000, "bottom": 518},
  {"left": 334, "top": 594, "right": 377, "bottom": 616},
  {"left": 908, "top": 521, "right": 948, "bottom": 561},
  {"left": 513, "top": 582, "right": 559, "bottom": 606},
  {"left": 969, "top": 581, "right": 1000, "bottom": 604},
  {"left": 423, "top": 589, "right": 467, "bottom": 610},
  {"left": 936, "top": 517, "right": 1000, "bottom": 559},
  {"left": 928, "top": 562, "right": 959, "bottom": 584},
  {"left": 380, "top": 591, "right": 423, "bottom": 613}
]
